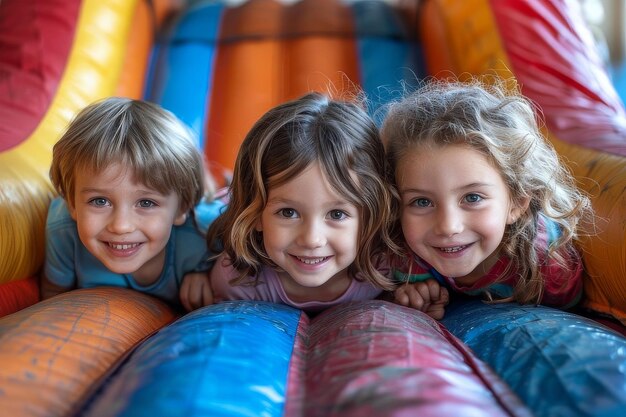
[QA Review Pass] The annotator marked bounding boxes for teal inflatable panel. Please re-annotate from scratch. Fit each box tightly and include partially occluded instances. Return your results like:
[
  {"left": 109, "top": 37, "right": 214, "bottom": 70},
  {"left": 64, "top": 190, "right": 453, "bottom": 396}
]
[{"left": 442, "top": 299, "right": 626, "bottom": 417}]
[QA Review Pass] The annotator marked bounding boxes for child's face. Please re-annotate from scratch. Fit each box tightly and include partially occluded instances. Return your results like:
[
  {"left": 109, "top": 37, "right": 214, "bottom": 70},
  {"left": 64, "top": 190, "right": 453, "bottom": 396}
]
[
  {"left": 256, "top": 162, "right": 360, "bottom": 302},
  {"left": 396, "top": 144, "right": 524, "bottom": 286},
  {"left": 68, "top": 162, "right": 187, "bottom": 283}
]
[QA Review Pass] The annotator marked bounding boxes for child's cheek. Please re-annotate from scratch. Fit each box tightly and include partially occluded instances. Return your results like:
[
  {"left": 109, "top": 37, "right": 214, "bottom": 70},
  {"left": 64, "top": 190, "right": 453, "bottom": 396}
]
[{"left": 400, "top": 217, "right": 426, "bottom": 255}]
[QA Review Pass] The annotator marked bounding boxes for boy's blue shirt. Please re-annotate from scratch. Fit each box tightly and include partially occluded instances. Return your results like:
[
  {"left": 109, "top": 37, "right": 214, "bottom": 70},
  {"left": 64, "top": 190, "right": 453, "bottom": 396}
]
[{"left": 44, "top": 196, "right": 225, "bottom": 307}]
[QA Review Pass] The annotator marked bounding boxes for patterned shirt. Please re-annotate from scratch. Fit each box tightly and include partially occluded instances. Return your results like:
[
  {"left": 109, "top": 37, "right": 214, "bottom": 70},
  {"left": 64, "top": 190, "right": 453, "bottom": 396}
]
[{"left": 393, "top": 216, "right": 583, "bottom": 308}]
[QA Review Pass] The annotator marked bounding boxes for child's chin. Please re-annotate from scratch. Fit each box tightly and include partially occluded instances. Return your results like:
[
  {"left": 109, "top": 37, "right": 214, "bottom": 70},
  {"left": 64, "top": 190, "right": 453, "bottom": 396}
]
[
  {"left": 101, "top": 261, "right": 138, "bottom": 276},
  {"left": 433, "top": 265, "right": 475, "bottom": 282}
]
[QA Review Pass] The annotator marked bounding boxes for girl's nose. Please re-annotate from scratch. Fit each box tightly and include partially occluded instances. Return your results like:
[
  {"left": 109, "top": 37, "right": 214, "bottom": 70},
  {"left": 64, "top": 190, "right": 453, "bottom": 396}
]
[
  {"left": 434, "top": 206, "right": 464, "bottom": 237},
  {"left": 107, "top": 207, "right": 135, "bottom": 234},
  {"left": 297, "top": 220, "right": 327, "bottom": 248}
]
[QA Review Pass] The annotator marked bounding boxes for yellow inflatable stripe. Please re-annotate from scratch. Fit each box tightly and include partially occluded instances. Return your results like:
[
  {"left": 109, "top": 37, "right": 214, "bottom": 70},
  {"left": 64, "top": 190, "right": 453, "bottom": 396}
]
[{"left": 0, "top": 0, "right": 138, "bottom": 283}]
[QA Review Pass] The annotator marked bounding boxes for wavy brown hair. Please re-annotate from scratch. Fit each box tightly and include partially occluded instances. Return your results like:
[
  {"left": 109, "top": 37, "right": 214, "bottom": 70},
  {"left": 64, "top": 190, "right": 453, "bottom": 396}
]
[{"left": 207, "top": 92, "right": 399, "bottom": 290}]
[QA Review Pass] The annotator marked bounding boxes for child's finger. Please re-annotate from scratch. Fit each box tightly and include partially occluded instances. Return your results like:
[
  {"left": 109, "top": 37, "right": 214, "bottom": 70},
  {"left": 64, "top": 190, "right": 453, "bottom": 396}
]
[
  {"left": 180, "top": 281, "right": 193, "bottom": 312},
  {"left": 188, "top": 288, "right": 203, "bottom": 311},
  {"left": 423, "top": 279, "right": 441, "bottom": 301},
  {"left": 440, "top": 287, "right": 450, "bottom": 305},
  {"left": 201, "top": 281, "right": 214, "bottom": 307},
  {"left": 412, "top": 282, "right": 434, "bottom": 303},
  {"left": 427, "top": 304, "right": 446, "bottom": 320},
  {"left": 393, "top": 287, "right": 411, "bottom": 306},
  {"left": 405, "top": 285, "right": 427, "bottom": 310}
]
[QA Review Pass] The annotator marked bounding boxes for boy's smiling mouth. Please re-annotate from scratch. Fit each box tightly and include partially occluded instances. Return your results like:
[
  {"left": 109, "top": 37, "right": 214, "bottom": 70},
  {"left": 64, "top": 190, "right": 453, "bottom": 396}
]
[{"left": 108, "top": 242, "right": 141, "bottom": 250}]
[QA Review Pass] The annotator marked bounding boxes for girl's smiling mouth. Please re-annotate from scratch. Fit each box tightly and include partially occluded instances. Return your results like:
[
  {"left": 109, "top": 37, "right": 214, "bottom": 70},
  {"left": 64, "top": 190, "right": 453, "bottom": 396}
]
[
  {"left": 294, "top": 256, "right": 330, "bottom": 265},
  {"left": 437, "top": 244, "right": 470, "bottom": 253}
]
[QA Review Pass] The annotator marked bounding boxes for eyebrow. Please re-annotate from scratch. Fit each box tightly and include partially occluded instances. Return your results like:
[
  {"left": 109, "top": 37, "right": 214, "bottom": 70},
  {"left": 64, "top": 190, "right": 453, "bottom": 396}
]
[
  {"left": 77, "top": 187, "right": 109, "bottom": 194},
  {"left": 78, "top": 187, "right": 165, "bottom": 197},
  {"left": 401, "top": 182, "right": 496, "bottom": 194},
  {"left": 266, "top": 197, "right": 353, "bottom": 207}
]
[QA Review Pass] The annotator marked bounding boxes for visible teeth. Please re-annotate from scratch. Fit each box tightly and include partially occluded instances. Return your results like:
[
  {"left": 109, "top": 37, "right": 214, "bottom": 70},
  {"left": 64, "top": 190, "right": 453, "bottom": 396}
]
[
  {"left": 297, "top": 257, "right": 327, "bottom": 265},
  {"left": 109, "top": 243, "right": 139, "bottom": 250},
  {"left": 440, "top": 246, "right": 465, "bottom": 253}
]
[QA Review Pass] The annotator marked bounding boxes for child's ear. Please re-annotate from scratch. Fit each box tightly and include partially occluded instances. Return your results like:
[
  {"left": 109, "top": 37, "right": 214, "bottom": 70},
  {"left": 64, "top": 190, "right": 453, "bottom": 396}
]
[
  {"left": 507, "top": 196, "right": 531, "bottom": 224},
  {"left": 255, "top": 218, "right": 263, "bottom": 232},
  {"left": 174, "top": 210, "right": 187, "bottom": 226}
]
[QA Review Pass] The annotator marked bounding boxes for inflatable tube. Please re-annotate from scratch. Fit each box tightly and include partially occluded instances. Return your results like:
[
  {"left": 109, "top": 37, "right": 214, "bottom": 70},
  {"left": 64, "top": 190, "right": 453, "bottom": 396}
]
[
  {"left": 203, "top": 0, "right": 286, "bottom": 182},
  {"left": 279, "top": 0, "right": 361, "bottom": 99},
  {"left": 0, "top": 288, "right": 176, "bottom": 417},
  {"left": 0, "top": 1, "right": 625, "bottom": 417},
  {"left": 442, "top": 299, "right": 626, "bottom": 416},
  {"left": 77, "top": 302, "right": 300, "bottom": 417},
  {"left": 0, "top": 276, "right": 39, "bottom": 317},
  {"left": 351, "top": 0, "right": 425, "bottom": 125},
  {"left": 492, "top": 0, "right": 626, "bottom": 155},
  {"left": 148, "top": 1, "right": 225, "bottom": 147},
  {"left": 488, "top": 0, "right": 626, "bottom": 323},
  {"left": 203, "top": 0, "right": 363, "bottom": 183},
  {"left": 0, "top": 0, "right": 80, "bottom": 283},
  {"left": 76, "top": 301, "right": 531, "bottom": 417}
]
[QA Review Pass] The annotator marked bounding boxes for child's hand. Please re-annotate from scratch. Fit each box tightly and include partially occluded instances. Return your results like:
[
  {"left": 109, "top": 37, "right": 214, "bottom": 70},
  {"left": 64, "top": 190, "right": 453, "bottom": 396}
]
[
  {"left": 180, "top": 272, "right": 214, "bottom": 312},
  {"left": 394, "top": 279, "right": 449, "bottom": 320}
]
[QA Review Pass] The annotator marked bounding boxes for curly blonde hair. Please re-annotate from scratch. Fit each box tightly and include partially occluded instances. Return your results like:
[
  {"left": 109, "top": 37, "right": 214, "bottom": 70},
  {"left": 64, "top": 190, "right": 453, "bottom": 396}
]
[{"left": 381, "top": 77, "right": 593, "bottom": 304}]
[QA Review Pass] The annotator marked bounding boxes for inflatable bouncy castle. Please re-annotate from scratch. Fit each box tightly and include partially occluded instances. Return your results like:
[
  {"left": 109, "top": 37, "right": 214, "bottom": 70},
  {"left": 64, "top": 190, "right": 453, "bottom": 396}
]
[{"left": 1, "top": 0, "right": 625, "bottom": 416}]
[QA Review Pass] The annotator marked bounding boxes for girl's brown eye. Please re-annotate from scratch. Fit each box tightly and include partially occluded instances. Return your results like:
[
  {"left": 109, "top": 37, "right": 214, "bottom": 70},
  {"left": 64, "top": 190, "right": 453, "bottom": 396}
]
[
  {"left": 329, "top": 210, "right": 347, "bottom": 220},
  {"left": 279, "top": 208, "right": 296, "bottom": 218}
]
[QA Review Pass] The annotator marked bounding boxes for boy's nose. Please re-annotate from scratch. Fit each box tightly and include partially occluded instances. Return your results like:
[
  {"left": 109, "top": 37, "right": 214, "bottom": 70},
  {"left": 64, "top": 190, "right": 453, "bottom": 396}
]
[{"left": 108, "top": 208, "right": 135, "bottom": 234}]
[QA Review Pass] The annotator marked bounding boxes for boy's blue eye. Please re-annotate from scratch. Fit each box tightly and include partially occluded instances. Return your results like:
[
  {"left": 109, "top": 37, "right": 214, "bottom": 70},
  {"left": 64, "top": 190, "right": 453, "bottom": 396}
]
[
  {"left": 329, "top": 210, "right": 347, "bottom": 220},
  {"left": 91, "top": 198, "right": 108, "bottom": 207},
  {"left": 465, "top": 194, "right": 482, "bottom": 203}
]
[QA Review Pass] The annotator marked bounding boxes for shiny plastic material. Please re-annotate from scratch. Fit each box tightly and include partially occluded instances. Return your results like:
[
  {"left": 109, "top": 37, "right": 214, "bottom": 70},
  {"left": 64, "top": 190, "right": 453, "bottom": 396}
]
[
  {"left": 78, "top": 301, "right": 531, "bottom": 417},
  {"left": 79, "top": 301, "right": 299, "bottom": 417},
  {"left": 443, "top": 299, "right": 626, "bottom": 417},
  {"left": 148, "top": 1, "right": 225, "bottom": 147},
  {"left": 0, "top": 288, "right": 176, "bottom": 417}
]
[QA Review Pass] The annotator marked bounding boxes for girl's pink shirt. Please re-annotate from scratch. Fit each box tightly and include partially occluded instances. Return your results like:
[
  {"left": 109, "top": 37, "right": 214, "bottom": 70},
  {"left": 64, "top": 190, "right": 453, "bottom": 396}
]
[{"left": 210, "top": 253, "right": 385, "bottom": 314}]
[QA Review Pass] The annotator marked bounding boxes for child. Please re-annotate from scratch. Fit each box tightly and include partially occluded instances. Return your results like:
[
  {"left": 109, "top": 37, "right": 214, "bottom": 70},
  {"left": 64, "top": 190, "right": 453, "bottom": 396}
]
[
  {"left": 381, "top": 78, "right": 593, "bottom": 319},
  {"left": 42, "top": 97, "right": 225, "bottom": 311},
  {"left": 195, "top": 92, "right": 399, "bottom": 314}
]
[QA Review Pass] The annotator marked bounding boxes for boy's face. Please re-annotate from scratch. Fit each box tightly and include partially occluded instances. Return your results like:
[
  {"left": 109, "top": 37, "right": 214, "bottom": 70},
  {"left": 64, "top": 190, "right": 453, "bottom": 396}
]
[
  {"left": 396, "top": 144, "right": 525, "bottom": 286},
  {"left": 69, "top": 162, "right": 187, "bottom": 284}
]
